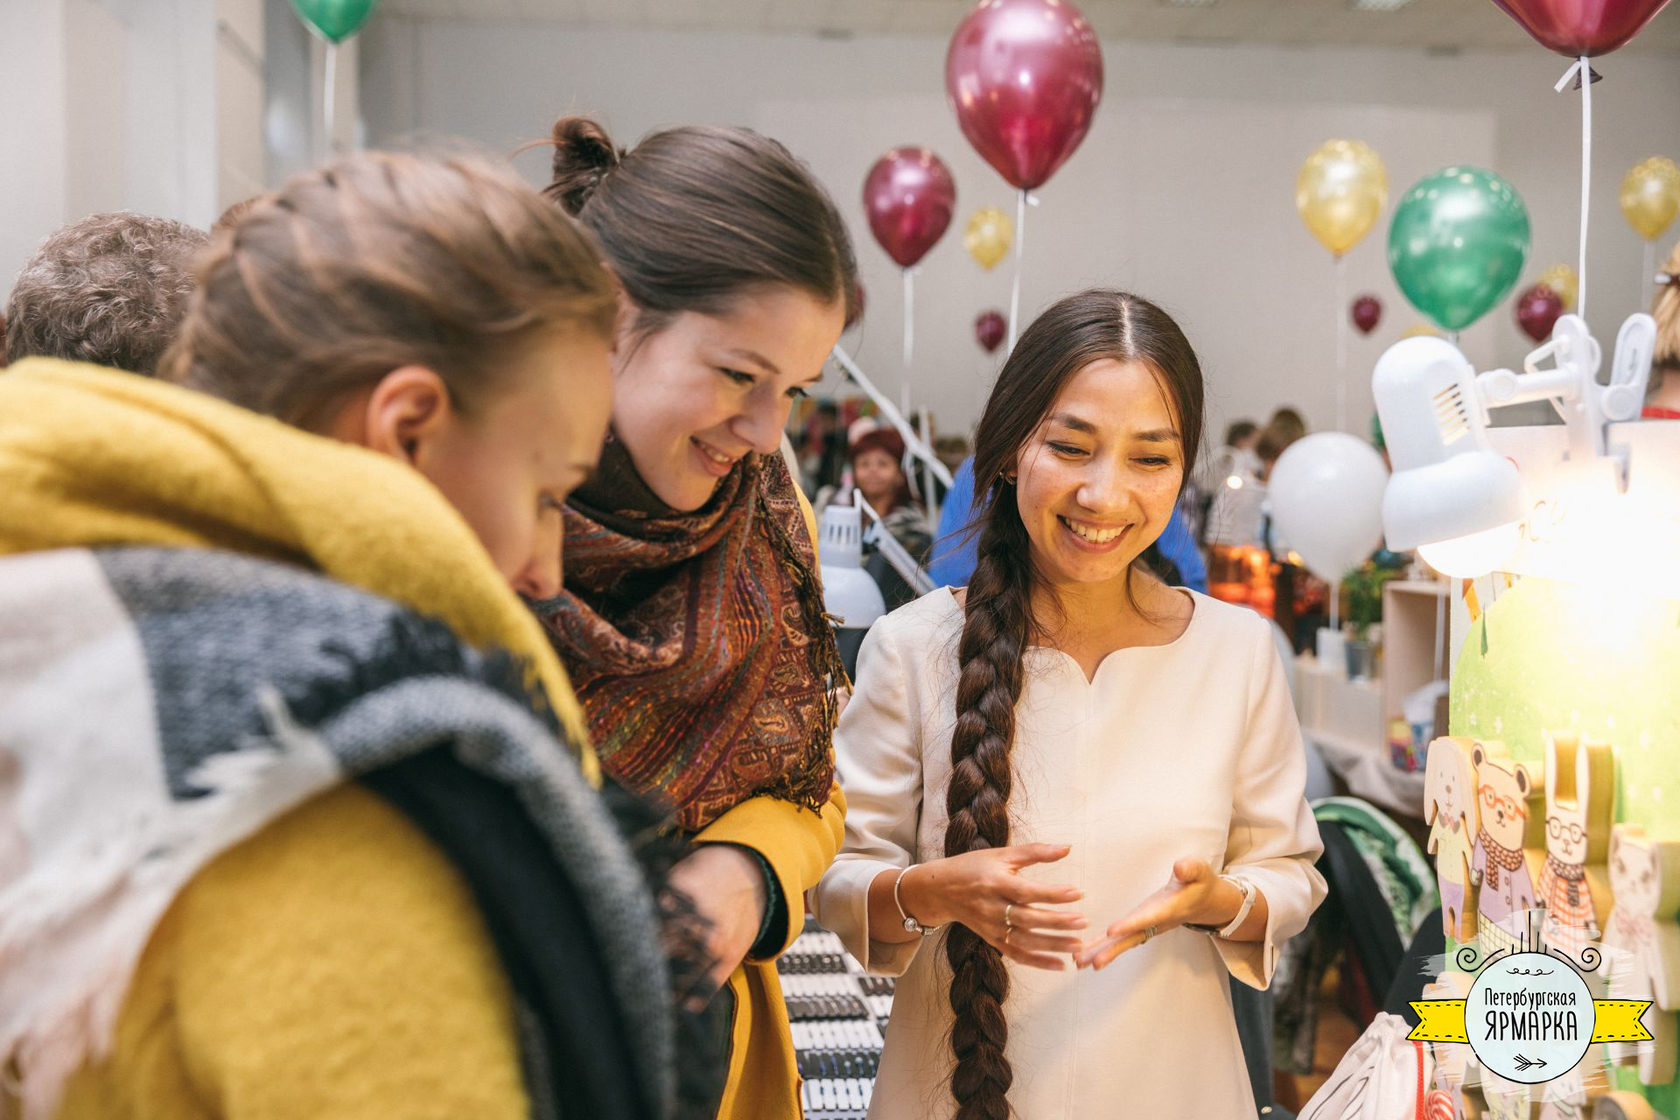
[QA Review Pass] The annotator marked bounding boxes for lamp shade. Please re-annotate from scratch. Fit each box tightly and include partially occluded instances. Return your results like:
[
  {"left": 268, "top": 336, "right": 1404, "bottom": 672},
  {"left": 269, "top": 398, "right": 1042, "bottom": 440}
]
[
  {"left": 1382, "top": 453, "right": 1525, "bottom": 555},
  {"left": 1372, "top": 335, "right": 1526, "bottom": 568},
  {"left": 817, "top": 504, "right": 886, "bottom": 628}
]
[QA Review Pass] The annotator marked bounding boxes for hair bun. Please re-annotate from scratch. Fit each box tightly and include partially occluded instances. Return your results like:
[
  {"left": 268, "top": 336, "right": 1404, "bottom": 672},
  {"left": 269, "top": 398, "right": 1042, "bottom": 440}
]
[{"left": 546, "top": 116, "right": 623, "bottom": 215}]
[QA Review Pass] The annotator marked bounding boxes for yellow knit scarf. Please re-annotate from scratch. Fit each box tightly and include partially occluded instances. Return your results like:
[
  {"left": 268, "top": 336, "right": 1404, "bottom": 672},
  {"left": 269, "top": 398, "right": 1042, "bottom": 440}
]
[{"left": 0, "top": 358, "right": 597, "bottom": 782}]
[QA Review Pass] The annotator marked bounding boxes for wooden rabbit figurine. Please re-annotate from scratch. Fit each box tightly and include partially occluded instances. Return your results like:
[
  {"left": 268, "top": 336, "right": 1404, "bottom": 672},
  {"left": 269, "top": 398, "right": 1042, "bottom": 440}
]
[
  {"left": 1603, "top": 824, "right": 1680, "bottom": 1085},
  {"left": 1538, "top": 731, "right": 1616, "bottom": 951},
  {"left": 1428, "top": 737, "right": 1482, "bottom": 942},
  {"left": 1471, "top": 741, "right": 1546, "bottom": 936}
]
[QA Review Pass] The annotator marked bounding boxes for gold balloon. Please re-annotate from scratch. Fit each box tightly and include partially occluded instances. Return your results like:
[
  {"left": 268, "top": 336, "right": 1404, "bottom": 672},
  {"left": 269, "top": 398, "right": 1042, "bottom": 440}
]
[
  {"left": 1620, "top": 156, "right": 1680, "bottom": 242},
  {"left": 1296, "top": 140, "right": 1388, "bottom": 258},
  {"left": 1537, "top": 263, "right": 1579, "bottom": 312},
  {"left": 1401, "top": 322, "right": 1441, "bottom": 339},
  {"left": 963, "top": 208, "right": 1014, "bottom": 271}
]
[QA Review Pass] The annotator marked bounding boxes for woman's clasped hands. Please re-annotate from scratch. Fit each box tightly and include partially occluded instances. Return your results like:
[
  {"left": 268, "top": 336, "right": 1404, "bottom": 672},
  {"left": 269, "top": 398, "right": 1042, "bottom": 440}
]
[
  {"left": 898, "top": 851, "right": 1251, "bottom": 973},
  {"left": 896, "top": 843, "right": 1088, "bottom": 970}
]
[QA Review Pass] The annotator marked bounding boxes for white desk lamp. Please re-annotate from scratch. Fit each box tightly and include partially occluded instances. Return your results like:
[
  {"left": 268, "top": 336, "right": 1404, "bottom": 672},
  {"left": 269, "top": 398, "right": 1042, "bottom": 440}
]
[
  {"left": 1373, "top": 312, "right": 1656, "bottom": 578},
  {"left": 817, "top": 503, "right": 886, "bottom": 628}
]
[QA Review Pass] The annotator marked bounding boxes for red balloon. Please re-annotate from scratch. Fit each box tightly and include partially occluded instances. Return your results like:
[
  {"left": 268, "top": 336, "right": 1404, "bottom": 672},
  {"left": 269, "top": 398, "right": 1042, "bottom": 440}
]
[
  {"left": 862, "top": 148, "right": 956, "bottom": 269},
  {"left": 1490, "top": 0, "right": 1671, "bottom": 56},
  {"left": 976, "top": 309, "right": 1006, "bottom": 353},
  {"left": 1351, "top": 295, "right": 1383, "bottom": 336},
  {"left": 945, "top": 0, "right": 1104, "bottom": 192},
  {"left": 1516, "top": 283, "right": 1565, "bottom": 342}
]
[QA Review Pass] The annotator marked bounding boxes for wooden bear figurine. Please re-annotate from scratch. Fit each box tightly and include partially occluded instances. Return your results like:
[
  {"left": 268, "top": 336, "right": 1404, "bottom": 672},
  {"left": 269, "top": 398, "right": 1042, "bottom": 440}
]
[
  {"left": 1538, "top": 731, "right": 1616, "bottom": 951},
  {"left": 1471, "top": 741, "right": 1546, "bottom": 936},
  {"left": 1427, "top": 737, "right": 1482, "bottom": 942},
  {"left": 1603, "top": 824, "right": 1680, "bottom": 1085}
]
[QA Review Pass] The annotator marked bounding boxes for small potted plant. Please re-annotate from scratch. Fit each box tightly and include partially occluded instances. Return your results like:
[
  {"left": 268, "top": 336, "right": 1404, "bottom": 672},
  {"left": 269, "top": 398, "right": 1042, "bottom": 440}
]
[{"left": 1340, "top": 563, "right": 1394, "bottom": 680}]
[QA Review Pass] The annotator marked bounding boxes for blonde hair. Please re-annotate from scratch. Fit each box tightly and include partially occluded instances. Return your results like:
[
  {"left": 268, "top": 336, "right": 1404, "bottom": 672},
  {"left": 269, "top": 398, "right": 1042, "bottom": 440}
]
[
  {"left": 162, "top": 151, "right": 617, "bottom": 428},
  {"left": 1654, "top": 240, "right": 1680, "bottom": 377}
]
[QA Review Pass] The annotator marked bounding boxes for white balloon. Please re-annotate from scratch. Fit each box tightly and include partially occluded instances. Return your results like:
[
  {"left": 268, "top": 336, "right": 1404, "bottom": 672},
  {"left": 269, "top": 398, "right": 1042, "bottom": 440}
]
[{"left": 1267, "top": 432, "right": 1389, "bottom": 582}]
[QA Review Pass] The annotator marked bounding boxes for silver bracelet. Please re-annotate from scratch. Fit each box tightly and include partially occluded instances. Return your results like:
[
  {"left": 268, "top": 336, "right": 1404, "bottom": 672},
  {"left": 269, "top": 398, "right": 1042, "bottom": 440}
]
[
  {"left": 893, "top": 866, "right": 943, "bottom": 936},
  {"left": 1212, "top": 875, "right": 1257, "bottom": 939}
]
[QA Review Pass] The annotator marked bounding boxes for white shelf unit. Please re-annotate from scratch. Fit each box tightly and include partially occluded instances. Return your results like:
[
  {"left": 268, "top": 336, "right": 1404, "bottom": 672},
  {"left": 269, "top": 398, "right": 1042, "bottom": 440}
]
[{"left": 1293, "top": 579, "right": 1450, "bottom": 820}]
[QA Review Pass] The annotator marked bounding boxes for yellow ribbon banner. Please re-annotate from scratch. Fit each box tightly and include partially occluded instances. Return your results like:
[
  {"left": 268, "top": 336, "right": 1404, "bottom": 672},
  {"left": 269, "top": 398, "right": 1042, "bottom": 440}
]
[{"left": 1409, "top": 999, "right": 1653, "bottom": 1044}]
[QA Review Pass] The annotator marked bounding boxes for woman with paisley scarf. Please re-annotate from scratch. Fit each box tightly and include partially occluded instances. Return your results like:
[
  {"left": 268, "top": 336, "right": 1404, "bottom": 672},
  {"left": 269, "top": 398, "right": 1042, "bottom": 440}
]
[{"left": 535, "top": 116, "right": 858, "bottom": 1119}]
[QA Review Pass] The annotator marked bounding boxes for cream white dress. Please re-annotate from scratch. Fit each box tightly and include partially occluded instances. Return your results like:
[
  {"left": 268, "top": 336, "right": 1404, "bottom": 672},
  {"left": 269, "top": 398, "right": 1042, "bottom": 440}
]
[{"left": 812, "top": 588, "right": 1327, "bottom": 1119}]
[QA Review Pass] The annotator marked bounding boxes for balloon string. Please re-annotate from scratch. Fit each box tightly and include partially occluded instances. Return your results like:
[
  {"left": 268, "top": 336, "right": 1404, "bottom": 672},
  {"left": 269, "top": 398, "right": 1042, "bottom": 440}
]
[
  {"left": 1335, "top": 254, "right": 1348, "bottom": 432},
  {"left": 1645, "top": 240, "right": 1656, "bottom": 301},
  {"left": 902, "top": 267, "right": 914, "bottom": 371},
  {"left": 1555, "top": 57, "right": 1592, "bottom": 321},
  {"left": 1008, "top": 188, "right": 1028, "bottom": 353},
  {"left": 1579, "top": 55, "right": 1592, "bottom": 322},
  {"left": 323, "top": 40, "right": 338, "bottom": 161}
]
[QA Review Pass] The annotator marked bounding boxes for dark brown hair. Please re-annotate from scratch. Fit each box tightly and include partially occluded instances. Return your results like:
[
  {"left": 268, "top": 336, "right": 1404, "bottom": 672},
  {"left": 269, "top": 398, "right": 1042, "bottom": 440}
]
[
  {"left": 6, "top": 212, "right": 209, "bottom": 376},
  {"left": 161, "top": 151, "right": 618, "bottom": 428},
  {"left": 1255, "top": 419, "right": 1301, "bottom": 467},
  {"left": 543, "top": 117, "right": 858, "bottom": 337},
  {"left": 1224, "top": 419, "right": 1258, "bottom": 447},
  {"left": 943, "top": 289, "right": 1204, "bottom": 1120},
  {"left": 1265, "top": 406, "right": 1307, "bottom": 445}
]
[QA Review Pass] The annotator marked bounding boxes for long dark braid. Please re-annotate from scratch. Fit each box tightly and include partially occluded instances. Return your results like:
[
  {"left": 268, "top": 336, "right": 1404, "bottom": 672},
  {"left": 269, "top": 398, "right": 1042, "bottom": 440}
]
[
  {"left": 943, "top": 490, "right": 1035, "bottom": 1120},
  {"left": 938, "top": 289, "right": 1205, "bottom": 1120}
]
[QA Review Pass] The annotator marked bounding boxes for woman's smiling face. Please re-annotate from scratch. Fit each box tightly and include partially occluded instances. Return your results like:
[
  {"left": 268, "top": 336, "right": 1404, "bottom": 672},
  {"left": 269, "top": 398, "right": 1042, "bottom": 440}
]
[
  {"left": 610, "top": 286, "right": 846, "bottom": 511},
  {"left": 1011, "top": 358, "right": 1185, "bottom": 595}
]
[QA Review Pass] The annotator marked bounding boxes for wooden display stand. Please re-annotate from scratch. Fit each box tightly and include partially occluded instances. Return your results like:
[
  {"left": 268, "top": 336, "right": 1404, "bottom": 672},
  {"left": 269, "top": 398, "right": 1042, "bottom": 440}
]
[{"left": 1295, "top": 579, "right": 1450, "bottom": 820}]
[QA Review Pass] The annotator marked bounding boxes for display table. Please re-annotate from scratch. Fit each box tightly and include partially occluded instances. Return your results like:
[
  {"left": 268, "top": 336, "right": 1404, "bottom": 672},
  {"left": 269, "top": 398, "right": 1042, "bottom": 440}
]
[
  {"left": 1291, "top": 579, "right": 1447, "bottom": 820},
  {"left": 1295, "top": 657, "right": 1427, "bottom": 818}
]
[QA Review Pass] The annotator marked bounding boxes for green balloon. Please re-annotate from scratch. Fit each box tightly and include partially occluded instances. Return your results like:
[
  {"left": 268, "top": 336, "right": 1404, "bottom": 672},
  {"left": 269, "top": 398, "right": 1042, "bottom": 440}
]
[
  {"left": 1387, "top": 166, "right": 1530, "bottom": 332},
  {"left": 288, "top": 0, "right": 378, "bottom": 43}
]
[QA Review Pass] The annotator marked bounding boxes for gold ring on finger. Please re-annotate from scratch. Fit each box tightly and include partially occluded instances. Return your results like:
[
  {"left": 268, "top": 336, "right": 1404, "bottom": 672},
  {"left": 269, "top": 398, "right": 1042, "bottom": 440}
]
[
  {"left": 1004, "top": 904, "right": 1014, "bottom": 929},
  {"left": 1143, "top": 925, "right": 1158, "bottom": 942},
  {"left": 1003, "top": 926, "right": 1012, "bottom": 946}
]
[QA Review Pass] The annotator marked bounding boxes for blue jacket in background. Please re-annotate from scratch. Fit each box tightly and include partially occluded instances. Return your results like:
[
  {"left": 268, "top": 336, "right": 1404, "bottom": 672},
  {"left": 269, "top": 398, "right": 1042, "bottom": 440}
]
[{"left": 927, "top": 456, "right": 1208, "bottom": 594}]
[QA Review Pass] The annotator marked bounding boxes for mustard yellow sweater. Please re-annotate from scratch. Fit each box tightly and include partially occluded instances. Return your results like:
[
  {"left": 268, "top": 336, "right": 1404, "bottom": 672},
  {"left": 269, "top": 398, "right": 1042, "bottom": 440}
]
[{"left": 56, "top": 788, "right": 530, "bottom": 1120}]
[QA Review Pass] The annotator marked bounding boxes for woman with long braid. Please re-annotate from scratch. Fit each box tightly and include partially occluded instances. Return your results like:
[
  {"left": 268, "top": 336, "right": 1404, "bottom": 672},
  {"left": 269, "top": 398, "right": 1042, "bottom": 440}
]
[{"left": 814, "top": 289, "right": 1326, "bottom": 1118}]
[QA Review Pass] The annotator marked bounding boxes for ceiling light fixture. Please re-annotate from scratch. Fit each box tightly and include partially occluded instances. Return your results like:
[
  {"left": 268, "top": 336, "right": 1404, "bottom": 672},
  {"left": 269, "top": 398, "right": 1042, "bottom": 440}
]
[{"left": 1350, "top": 0, "right": 1416, "bottom": 10}]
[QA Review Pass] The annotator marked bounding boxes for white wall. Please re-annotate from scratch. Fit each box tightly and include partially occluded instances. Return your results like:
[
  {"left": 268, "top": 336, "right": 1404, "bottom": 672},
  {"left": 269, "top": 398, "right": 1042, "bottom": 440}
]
[
  {"left": 0, "top": 0, "right": 261, "bottom": 296},
  {"left": 360, "top": 18, "right": 1680, "bottom": 444}
]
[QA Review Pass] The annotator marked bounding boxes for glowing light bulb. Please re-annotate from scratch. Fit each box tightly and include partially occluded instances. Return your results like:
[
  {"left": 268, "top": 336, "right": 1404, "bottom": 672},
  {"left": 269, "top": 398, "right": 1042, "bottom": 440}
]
[{"left": 1417, "top": 522, "right": 1521, "bottom": 578}]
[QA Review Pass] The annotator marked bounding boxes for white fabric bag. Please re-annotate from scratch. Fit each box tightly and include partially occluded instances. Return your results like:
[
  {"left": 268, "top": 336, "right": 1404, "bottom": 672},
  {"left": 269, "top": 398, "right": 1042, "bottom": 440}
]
[{"left": 1299, "top": 1012, "right": 1432, "bottom": 1120}]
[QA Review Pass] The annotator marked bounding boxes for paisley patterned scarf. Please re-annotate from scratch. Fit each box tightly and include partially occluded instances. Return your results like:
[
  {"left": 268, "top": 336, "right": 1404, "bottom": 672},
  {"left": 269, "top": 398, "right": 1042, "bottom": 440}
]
[{"left": 532, "top": 439, "right": 840, "bottom": 831}]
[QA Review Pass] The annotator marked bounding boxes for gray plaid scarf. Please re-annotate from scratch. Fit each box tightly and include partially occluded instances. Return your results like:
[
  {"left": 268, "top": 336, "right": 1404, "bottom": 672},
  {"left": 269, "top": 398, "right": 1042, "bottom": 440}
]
[{"left": 0, "top": 546, "right": 672, "bottom": 1120}]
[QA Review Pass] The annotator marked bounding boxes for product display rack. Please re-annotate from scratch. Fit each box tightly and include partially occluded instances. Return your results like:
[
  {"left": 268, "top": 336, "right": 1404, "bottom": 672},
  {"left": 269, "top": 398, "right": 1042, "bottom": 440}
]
[{"left": 780, "top": 921, "right": 893, "bottom": 1120}]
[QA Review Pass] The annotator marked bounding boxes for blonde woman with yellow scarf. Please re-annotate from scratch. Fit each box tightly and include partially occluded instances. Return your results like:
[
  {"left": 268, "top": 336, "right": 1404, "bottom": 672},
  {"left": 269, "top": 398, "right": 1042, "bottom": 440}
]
[{"left": 0, "top": 154, "right": 679, "bottom": 1120}]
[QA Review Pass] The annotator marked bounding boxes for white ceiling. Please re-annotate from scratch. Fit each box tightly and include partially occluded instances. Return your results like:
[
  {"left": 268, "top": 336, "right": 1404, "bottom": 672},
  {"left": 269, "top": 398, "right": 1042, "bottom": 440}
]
[{"left": 382, "top": 0, "right": 1680, "bottom": 52}]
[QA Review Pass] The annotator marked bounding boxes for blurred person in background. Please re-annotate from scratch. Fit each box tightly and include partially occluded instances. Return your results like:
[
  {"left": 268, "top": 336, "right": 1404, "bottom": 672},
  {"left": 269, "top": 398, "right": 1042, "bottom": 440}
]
[
  {"left": 1646, "top": 241, "right": 1680, "bottom": 419},
  {"left": 846, "top": 425, "right": 932, "bottom": 610}
]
